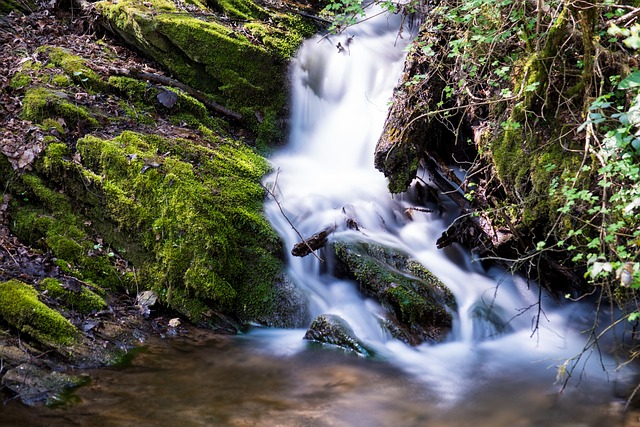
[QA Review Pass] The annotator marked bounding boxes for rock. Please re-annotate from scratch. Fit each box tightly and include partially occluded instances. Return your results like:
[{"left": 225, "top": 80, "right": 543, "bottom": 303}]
[
  {"left": 254, "top": 274, "right": 310, "bottom": 328},
  {"left": 303, "top": 314, "right": 374, "bottom": 357},
  {"left": 330, "top": 239, "right": 455, "bottom": 345},
  {"left": 1, "top": 363, "right": 87, "bottom": 406}
]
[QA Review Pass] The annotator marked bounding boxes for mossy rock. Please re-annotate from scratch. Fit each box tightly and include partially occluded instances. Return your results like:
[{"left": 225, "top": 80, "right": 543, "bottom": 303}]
[
  {"left": 1, "top": 363, "right": 88, "bottom": 407},
  {"left": 9, "top": 172, "right": 126, "bottom": 289},
  {"left": 330, "top": 238, "right": 455, "bottom": 344},
  {"left": 303, "top": 314, "right": 375, "bottom": 357},
  {"left": 96, "top": 0, "right": 316, "bottom": 142},
  {"left": 0, "top": 280, "right": 79, "bottom": 347},
  {"left": 21, "top": 87, "right": 99, "bottom": 129},
  {"left": 38, "top": 46, "right": 107, "bottom": 91},
  {"left": 41, "top": 278, "right": 107, "bottom": 315},
  {"left": 28, "top": 130, "right": 295, "bottom": 327}
]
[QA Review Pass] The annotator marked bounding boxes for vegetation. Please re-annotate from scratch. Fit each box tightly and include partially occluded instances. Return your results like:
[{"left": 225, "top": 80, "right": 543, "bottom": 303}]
[
  {"left": 331, "top": 239, "right": 455, "bottom": 343},
  {"left": 0, "top": 2, "right": 312, "bottom": 337}
]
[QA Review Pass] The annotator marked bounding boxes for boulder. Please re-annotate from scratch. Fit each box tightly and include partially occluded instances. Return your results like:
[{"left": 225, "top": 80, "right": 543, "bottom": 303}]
[
  {"left": 330, "top": 239, "right": 456, "bottom": 345},
  {"left": 303, "top": 314, "right": 374, "bottom": 357},
  {"left": 1, "top": 363, "right": 87, "bottom": 406}
]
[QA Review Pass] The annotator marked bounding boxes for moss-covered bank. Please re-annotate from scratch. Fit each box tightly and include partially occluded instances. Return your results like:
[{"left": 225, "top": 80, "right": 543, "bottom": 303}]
[
  {"left": 0, "top": 280, "right": 79, "bottom": 347},
  {"left": 0, "top": 6, "right": 313, "bottom": 332},
  {"left": 6, "top": 129, "right": 296, "bottom": 328}
]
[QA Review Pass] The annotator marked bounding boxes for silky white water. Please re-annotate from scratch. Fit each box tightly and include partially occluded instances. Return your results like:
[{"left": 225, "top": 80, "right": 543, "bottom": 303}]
[{"left": 261, "top": 7, "right": 632, "bottom": 409}]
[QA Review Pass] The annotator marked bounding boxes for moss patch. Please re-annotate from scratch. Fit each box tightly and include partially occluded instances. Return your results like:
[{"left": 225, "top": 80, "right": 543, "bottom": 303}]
[
  {"left": 0, "top": 280, "right": 79, "bottom": 346},
  {"left": 31, "top": 130, "right": 285, "bottom": 324},
  {"left": 21, "top": 87, "right": 99, "bottom": 129},
  {"left": 96, "top": 0, "right": 316, "bottom": 142},
  {"left": 41, "top": 278, "right": 107, "bottom": 314}
]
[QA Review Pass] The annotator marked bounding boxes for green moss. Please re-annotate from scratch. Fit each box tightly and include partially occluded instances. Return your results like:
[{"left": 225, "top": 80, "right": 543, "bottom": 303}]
[
  {"left": 96, "top": 0, "right": 314, "bottom": 141},
  {"left": 9, "top": 72, "right": 31, "bottom": 89},
  {"left": 332, "top": 240, "right": 453, "bottom": 328},
  {"left": 208, "top": 0, "right": 266, "bottom": 20},
  {"left": 51, "top": 74, "right": 72, "bottom": 87},
  {"left": 10, "top": 167, "right": 127, "bottom": 289},
  {"left": 0, "top": 280, "right": 79, "bottom": 346},
  {"left": 21, "top": 87, "right": 99, "bottom": 129},
  {"left": 41, "top": 278, "right": 107, "bottom": 314},
  {"left": 58, "top": 130, "right": 284, "bottom": 322},
  {"left": 41, "top": 119, "right": 66, "bottom": 135},
  {"left": 41, "top": 46, "right": 106, "bottom": 91},
  {"left": 245, "top": 14, "right": 316, "bottom": 58}
]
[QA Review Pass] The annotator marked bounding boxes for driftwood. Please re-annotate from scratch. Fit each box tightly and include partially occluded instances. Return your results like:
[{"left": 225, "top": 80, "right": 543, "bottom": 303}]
[
  {"left": 291, "top": 226, "right": 336, "bottom": 257},
  {"left": 109, "top": 67, "right": 243, "bottom": 121}
]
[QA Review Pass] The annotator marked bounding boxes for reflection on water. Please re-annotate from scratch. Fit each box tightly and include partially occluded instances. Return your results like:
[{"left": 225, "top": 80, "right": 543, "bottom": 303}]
[{"left": 0, "top": 333, "right": 625, "bottom": 427}]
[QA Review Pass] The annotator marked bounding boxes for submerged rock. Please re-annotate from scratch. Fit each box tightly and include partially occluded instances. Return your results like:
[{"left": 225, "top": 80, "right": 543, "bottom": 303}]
[
  {"left": 1, "top": 363, "right": 87, "bottom": 407},
  {"left": 330, "top": 239, "right": 456, "bottom": 345},
  {"left": 303, "top": 314, "right": 374, "bottom": 357}
]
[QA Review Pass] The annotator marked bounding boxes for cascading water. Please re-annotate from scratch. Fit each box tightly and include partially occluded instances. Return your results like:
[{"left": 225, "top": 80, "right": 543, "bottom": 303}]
[{"left": 261, "top": 6, "right": 633, "bottom": 409}]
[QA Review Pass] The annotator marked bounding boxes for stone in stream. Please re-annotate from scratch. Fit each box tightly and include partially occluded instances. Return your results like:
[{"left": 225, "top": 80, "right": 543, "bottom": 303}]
[
  {"left": 303, "top": 314, "right": 374, "bottom": 358},
  {"left": 330, "top": 238, "right": 456, "bottom": 346},
  {"left": 1, "top": 363, "right": 88, "bottom": 406}
]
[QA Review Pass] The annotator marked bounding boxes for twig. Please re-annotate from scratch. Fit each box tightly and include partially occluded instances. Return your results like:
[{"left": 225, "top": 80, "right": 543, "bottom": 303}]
[
  {"left": 108, "top": 67, "right": 243, "bottom": 121},
  {"left": 263, "top": 169, "right": 324, "bottom": 263},
  {"left": 0, "top": 243, "right": 18, "bottom": 266}
]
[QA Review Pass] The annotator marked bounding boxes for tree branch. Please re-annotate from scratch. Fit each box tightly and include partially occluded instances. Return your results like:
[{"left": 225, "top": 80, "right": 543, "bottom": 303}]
[{"left": 108, "top": 67, "right": 243, "bottom": 121}]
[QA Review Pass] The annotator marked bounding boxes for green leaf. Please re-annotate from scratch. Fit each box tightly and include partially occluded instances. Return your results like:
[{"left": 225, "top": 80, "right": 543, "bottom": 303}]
[{"left": 618, "top": 70, "right": 640, "bottom": 90}]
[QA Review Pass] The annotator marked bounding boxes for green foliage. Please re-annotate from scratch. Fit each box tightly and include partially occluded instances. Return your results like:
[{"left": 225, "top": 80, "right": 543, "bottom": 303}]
[{"left": 546, "top": 76, "right": 640, "bottom": 294}]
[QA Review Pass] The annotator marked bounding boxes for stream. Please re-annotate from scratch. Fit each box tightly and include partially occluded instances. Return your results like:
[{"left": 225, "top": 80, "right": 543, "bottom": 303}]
[{"left": 0, "top": 7, "right": 635, "bottom": 427}]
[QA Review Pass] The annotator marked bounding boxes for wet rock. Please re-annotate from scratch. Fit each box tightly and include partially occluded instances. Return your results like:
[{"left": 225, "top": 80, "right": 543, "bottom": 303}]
[
  {"left": 303, "top": 314, "right": 374, "bottom": 357},
  {"left": 255, "top": 274, "right": 310, "bottom": 328},
  {"left": 330, "top": 238, "right": 455, "bottom": 345},
  {"left": 1, "top": 363, "right": 87, "bottom": 406}
]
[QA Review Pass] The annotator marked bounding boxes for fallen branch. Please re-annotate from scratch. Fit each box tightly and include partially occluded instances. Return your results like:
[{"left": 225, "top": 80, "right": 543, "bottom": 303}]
[
  {"left": 109, "top": 67, "right": 243, "bottom": 121},
  {"left": 291, "top": 226, "right": 336, "bottom": 257},
  {"left": 263, "top": 170, "right": 324, "bottom": 262}
]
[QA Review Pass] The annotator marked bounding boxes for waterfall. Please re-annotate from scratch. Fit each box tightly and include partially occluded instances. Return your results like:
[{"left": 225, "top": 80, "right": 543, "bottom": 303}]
[{"left": 261, "top": 8, "right": 630, "bottom": 403}]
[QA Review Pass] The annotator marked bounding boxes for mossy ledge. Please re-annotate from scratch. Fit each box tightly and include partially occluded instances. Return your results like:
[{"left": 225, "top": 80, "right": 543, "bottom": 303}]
[
  {"left": 0, "top": 280, "right": 79, "bottom": 347},
  {"left": 25, "top": 130, "right": 293, "bottom": 328},
  {"left": 96, "top": 0, "right": 317, "bottom": 143}
]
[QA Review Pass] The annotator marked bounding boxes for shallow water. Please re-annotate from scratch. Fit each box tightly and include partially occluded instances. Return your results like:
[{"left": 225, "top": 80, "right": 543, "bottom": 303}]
[{"left": 0, "top": 333, "right": 627, "bottom": 427}]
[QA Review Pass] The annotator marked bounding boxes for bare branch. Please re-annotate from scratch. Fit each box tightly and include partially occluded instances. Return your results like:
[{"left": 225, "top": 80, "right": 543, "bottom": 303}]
[{"left": 263, "top": 170, "right": 324, "bottom": 263}]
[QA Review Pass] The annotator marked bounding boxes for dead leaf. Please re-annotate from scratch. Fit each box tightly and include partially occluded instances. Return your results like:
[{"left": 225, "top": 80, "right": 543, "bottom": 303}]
[{"left": 157, "top": 89, "right": 177, "bottom": 108}]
